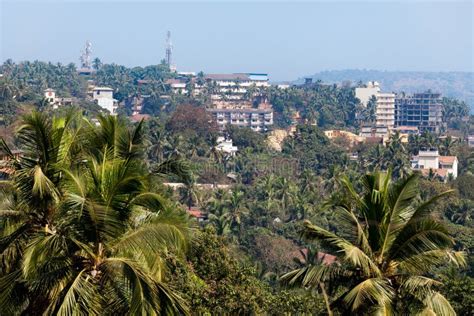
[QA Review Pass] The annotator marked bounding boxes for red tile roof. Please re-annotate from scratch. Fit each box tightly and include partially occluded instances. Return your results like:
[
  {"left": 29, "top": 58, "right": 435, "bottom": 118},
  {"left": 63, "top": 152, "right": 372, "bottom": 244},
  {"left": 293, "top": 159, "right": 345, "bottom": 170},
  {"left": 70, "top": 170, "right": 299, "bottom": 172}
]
[
  {"left": 419, "top": 168, "right": 449, "bottom": 178},
  {"left": 130, "top": 114, "right": 151, "bottom": 122},
  {"left": 439, "top": 156, "right": 456, "bottom": 164},
  {"left": 188, "top": 207, "right": 207, "bottom": 219}
]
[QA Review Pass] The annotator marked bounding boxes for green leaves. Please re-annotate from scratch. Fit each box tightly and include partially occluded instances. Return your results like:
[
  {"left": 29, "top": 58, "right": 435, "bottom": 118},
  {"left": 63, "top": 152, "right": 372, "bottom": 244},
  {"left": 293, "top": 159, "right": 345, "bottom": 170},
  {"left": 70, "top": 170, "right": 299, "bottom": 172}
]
[
  {"left": 0, "top": 111, "right": 191, "bottom": 315},
  {"left": 293, "top": 171, "right": 461, "bottom": 314},
  {"left": 343, "top": 278, "right": 394, "bottom": 311}
]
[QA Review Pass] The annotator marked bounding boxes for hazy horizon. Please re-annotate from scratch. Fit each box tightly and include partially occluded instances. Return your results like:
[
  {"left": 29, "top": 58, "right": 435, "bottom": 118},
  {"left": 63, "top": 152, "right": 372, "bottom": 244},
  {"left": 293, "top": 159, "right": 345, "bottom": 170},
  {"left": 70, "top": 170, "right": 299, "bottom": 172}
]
[{"left": 1, "top": 1, "right": 473, "bottom": 81}]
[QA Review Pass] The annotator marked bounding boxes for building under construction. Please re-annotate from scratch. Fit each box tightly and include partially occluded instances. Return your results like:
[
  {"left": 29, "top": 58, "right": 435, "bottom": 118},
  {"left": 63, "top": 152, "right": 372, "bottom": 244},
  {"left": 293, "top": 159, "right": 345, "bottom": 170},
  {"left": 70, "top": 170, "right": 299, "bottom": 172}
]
[{"left": 395, "top": 91, "right": 444, "bottom": 133}]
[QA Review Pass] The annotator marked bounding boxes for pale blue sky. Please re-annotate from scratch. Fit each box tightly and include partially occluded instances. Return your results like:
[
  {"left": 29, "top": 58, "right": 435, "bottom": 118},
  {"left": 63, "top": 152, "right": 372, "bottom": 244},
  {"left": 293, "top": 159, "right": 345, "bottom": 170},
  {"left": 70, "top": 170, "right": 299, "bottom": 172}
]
[{"left": 1, "top": 0, "right": 473, "bottom": 81}]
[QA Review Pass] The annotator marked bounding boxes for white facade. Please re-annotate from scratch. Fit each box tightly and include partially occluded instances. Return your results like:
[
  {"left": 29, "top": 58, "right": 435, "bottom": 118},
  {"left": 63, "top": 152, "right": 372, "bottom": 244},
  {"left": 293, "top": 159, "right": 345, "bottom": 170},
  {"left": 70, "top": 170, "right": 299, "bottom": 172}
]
[
  {"left": 376, "top": 92, "right": 395, "bottom": 130},
  {"left": 355, "top": 81, "right": 380, "bottom": 107},
  {"left": 412, "top": 150, "right": 440, "bottom": 170},
  {"left": 92, "top": 87, "right": 118, "bottom": 115},
  {"left": 215, "top": 137, "right": 238, "bottom": 156},
  {"left": 468, "top": 136, "right": 474, "bottom": 148},
  {"left": 44, "top": 88, "right": 56, "bottom": 103},
  {"left": 207, "top": 108, "right": 273, "bottom": 132},
  {"left": 44, "top": 88, "right": 72, "bottom": 109},
  {"left": 411, "top": 149, "right": 458, "bottom": 180},
  {"left": 205, "top": 73, "right": 269, "bottom": 101}
]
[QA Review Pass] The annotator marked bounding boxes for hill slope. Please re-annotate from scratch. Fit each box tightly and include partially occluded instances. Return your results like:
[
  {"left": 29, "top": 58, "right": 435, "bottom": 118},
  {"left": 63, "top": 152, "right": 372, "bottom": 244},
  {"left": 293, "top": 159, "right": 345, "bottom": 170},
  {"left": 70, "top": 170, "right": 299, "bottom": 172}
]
[{"left": 300, "top": 70, "right": 474, "bottom": 112}]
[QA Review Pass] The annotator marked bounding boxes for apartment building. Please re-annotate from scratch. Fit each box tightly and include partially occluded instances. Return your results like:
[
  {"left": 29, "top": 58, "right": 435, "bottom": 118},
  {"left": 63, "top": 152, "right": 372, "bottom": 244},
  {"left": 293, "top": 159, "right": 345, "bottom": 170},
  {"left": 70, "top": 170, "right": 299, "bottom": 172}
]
[
  {"left": 206, "top": 107, "right": 273, "bottom": 132},
  {"left": 376, "top": 92, "right": 396, "bottom": 130},
  {"left": 92, "top": 87, "right": 118, "bottom": 115},
  {"left": 355, "top": 81, "right": 380, "bottom": 107},
  {"left": 395, "top": 92, "right": 443, "bottom": 133}
]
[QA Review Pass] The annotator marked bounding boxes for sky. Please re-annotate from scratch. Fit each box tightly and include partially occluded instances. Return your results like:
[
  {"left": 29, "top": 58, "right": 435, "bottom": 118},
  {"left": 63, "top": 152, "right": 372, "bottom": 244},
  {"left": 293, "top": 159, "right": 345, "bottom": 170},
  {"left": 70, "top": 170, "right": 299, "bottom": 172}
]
[{"left": 0, "top": 0, "right": 473, "bottom": 81}]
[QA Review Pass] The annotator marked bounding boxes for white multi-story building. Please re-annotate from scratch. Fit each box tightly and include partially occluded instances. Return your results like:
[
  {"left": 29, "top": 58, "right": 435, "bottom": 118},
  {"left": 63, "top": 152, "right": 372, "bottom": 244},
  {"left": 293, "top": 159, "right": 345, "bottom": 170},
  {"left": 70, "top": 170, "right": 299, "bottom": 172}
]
[
  {"left": 44, "top": 88, "right": 73, "bottom": 109},
  {"left": 205, "top": 73, "right": 269, "bottom": 101},
  {"left": 215, "top": 137, "right": 238, "bottom": 156},
  {"left": 411, "top": 149, "right": 458, "bottom": 180},
  {"left": 355, "top": 81, "right": 380, "bottom": 107},
  {"left": 207, "top": 107, "right": 273, "bottom": 132},
  {"left": 92, "top": 87, "right": 118, "bottom": 115},
  {"left": 376, "top": 92, "right": 395, "bottom": 130}
]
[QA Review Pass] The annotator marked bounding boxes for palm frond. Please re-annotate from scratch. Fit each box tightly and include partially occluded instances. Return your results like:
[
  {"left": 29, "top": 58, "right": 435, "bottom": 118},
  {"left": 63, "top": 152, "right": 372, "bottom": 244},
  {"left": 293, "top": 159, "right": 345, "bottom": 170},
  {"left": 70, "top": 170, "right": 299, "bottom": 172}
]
[
  {"left": 46, "top": 269, "right": 100, "bottom": 316},
  {"left": 421, "top": 291, "right": 456, "bottom": 316},
  {"left": 303, "top": 221, "right": 381, "bottom": 277},
  {"left": 342, "top": 278, "right": 394, "bottom": 311}
]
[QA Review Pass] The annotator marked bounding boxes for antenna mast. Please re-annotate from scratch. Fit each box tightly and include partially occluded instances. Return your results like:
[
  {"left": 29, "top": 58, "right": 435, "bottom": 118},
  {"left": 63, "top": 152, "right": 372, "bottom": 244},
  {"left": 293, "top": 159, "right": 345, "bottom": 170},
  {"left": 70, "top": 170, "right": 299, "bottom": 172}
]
[
  {"left": 165, "top": 31, "right": 172, "bottom": 67},
  {"left": 80, "top": 40, "right": 92, "bottom": 69}
]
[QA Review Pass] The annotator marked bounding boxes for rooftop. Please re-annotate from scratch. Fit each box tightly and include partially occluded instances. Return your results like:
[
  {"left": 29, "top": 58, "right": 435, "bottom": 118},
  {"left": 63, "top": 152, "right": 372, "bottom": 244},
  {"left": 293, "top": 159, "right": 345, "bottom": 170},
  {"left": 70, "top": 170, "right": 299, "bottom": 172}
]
[
  {"left": 206, "top": 107, "right": 272, "bottom": 114},
  {"left": 418, "top": 168, "right": 449, "bottom": 178},
  {"left": 205, "top": 73, "right": 250, "bottom": 81},
  {"left": 93, "top": 87, "right": 113, "bottom": 91},
  {"left": 439, "top": 156, "right": 457, "bottom": 164}
]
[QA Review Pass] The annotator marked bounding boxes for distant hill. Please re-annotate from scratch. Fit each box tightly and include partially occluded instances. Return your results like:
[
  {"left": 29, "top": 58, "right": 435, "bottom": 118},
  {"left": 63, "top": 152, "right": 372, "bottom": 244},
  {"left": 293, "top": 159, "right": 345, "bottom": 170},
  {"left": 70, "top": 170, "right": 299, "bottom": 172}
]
[{"left": 299, "top": 70, "right": 474, "bottom": 112}]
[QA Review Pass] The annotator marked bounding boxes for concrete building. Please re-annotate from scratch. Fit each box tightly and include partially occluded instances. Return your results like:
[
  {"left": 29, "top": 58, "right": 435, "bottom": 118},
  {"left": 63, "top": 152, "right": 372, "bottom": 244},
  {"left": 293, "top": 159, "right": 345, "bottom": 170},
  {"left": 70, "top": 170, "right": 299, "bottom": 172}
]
[
  {"left": 215, "top": 137, "right": 238, "bottom": 156},
  {"left": 324, "top": 130, "right": 365, "bottom": 145},
  {"left": 204, "top": 73, "right": 273, "bottom": 132},
  {"left": 376, "top": 92, "right": 396, "bottom": 130},
  {"left": 395, "top": 92, "right": 443, "bottom": 133},
  {"left": 207, "top": 107, "right": 273, "bottom": 132},
  {"left": 411, "top": 149, "right": 458, "bottom": 180},
  {"left": 205, "top": 73, "right": 269, "bottom": 101},
  {"left": 355, "top": 81, "right": 380, "bottom": 107},
  {"left": 468, "top": 135, "right": 474, "bottom": 148},
  {"left": 44, "top": 88, "right": 73, "bottom": 109},
  {"left": 166, "top": 78, "right": 188, "bottom": 94},
  {"left": 92, "top": 87, "right": 118, "bottom": 115}
]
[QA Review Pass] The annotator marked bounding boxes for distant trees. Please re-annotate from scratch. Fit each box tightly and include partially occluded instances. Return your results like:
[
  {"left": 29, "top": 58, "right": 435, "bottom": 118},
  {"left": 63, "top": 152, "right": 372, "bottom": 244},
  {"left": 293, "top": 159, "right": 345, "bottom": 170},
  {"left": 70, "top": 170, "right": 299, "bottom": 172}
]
[
  {"left": 268, "top": 83, "right": 359, "bottom": 129},
  {"left": 92, "top": 57, "right": 102, "bottom": 70},
  {"left": 282, "top": 124, "right": 347, "bottom": 173},
  {"left": 227, "top": 125, "right": 267, "bottom": 153},
  {"left": 442, "top": 97, "right": 469, "bottom": 130},
  {"left": 166, "top": 104, "right": 218, "bottom": 139}
]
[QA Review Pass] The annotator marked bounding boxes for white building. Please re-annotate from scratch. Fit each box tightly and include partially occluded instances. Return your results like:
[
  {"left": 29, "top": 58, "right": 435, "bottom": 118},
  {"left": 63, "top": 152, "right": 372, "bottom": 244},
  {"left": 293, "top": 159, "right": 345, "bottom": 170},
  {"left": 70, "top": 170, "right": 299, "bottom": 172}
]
[
  {"left": 355, "top": 81, "right": 380, "bottom": 107},
  {"left": 92, "top": 87, "right": 118, "bottom": 115},
  {"left": 166, "top": 79, "right": 188, "bottom": 94},
  {"left": 468, "top": 135, "right": 474, "bottom": 148},
  {"left": 411, "top": 149, "right": 458, "bottom": 180},
  {"left": 376, "top": 92, "right": 396, "bottom": 130},
  {"left": 205, "top": 73, "right": 269, "bottom": 101},
  {"left": 207, "top": 107, "right": 273, "bottom": 132},
  {"left": 44, "top": 88, "right": 72, "bottom": 109},
  {"left": 215, "top": 137, "right": 238, "bottom": 156}
]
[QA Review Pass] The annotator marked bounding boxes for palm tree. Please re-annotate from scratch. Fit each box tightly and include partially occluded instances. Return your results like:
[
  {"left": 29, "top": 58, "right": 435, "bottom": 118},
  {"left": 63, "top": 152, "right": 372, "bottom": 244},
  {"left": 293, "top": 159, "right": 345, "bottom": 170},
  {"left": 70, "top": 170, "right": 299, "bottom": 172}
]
[
  {"left": 0, "top": 111, "right": 190, "bottom": 315},
  {"left": 224, "top": 190, "right": 249, "bottom": 236},
  {"left": 439, "top": 136, "right": 457, "bottom": 156},
  {"left": 92, "top": 57, "right": 102, "bottom": 71},
  {"left": 274, "top": 176, "right": 297, "bottom": 212},
  {"left": 281, "top": 246, "right": 335, "bottom": 315},
  {"left": 287, "top": 171, "right": 465, "bottom": 315}
]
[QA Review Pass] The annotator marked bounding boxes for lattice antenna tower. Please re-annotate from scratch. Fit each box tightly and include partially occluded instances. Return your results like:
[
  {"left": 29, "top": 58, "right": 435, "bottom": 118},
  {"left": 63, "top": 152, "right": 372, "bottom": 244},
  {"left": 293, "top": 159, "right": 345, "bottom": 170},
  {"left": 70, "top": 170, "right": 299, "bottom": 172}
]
[
  {"left": 80, "top": 40, "right": 92, "bottom": 69},
  {"left": 165, "top": 31, "right": 173, "bottom": 67}
]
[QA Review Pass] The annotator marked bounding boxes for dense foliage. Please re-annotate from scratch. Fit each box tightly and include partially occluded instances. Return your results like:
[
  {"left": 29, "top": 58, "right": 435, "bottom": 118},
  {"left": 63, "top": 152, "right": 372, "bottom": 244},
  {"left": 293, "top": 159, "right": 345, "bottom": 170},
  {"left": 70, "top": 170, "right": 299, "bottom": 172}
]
[{"left": 1, "top": 59, "right": 473, "bottom": 315}]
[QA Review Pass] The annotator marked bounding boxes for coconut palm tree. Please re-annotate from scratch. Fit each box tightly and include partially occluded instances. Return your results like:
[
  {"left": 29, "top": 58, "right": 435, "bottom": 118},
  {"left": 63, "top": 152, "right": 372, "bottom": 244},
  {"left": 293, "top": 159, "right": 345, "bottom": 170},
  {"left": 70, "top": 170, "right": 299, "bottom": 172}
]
[
  {"left": 439, "top": 136, "right": 457, "bottom": 156},
  {"left": 224, "top": 190, "right": 248, "bottom": 236},
  {"left": 0, "top": 111, "right": 191, "bottom": 315},
  {"left": 280, "top": 246, "right": 336, "bottom": 316},
  {"left": 289, "top": 171, "right": 465, "bottom": 315}
]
